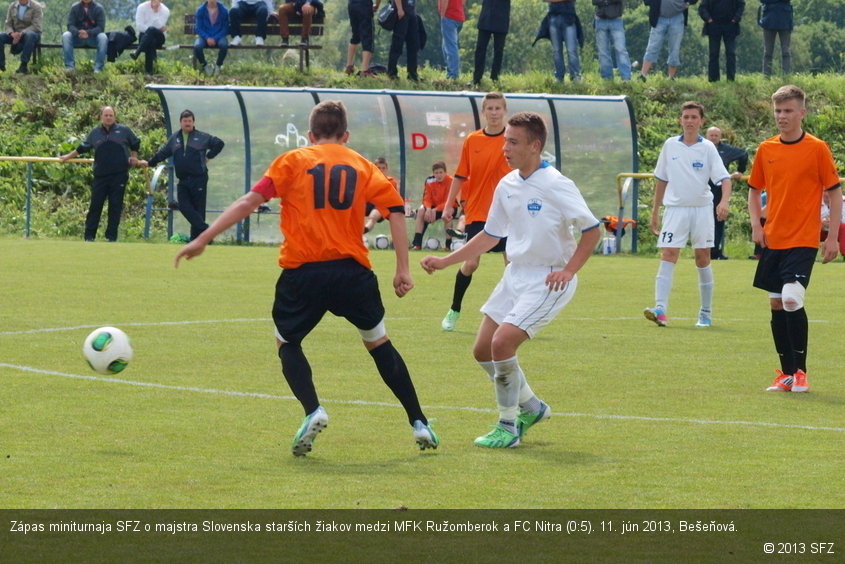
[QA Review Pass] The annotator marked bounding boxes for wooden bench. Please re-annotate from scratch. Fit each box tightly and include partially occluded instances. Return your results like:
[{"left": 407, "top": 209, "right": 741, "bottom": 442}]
[{"left": 182, "top": 13, "right": 324, "bottom": 72}]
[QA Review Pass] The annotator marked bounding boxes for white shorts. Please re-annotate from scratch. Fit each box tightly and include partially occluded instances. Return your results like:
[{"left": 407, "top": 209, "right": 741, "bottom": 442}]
[
  {"left": 480, "top": 263, "right": 577, "bottom": 338},
  {"left": 657, "top": 205, "right": 714, "bottom": 249}
]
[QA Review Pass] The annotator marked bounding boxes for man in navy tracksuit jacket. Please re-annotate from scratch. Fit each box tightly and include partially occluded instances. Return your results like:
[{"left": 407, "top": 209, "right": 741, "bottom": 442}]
[
  {"left": 144, "top": 109, "right": 225, "bottom": 240},
  {"left": 60, "top": 106, "right": 141, "bottom": 242}
]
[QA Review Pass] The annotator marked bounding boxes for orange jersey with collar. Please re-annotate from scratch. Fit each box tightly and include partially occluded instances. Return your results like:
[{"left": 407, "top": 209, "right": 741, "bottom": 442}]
[
  {"left": 254, "top": 143, "right": 404, "bottom": 269},
  {"left": 422, "top": 174, "right": 454, "bottom": 210},
  {"left": 454, "top": 128, "right": 511, "bottom": 223},
  {"left": 748, "top": 132, "right": 841, "bottom": 249}
]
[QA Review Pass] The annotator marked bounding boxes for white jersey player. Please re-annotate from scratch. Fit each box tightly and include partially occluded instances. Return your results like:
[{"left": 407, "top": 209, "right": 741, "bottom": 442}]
[
  {"left": 645, "top": 101, "right": 731, "bottom": 328},
  {"left": 421, "top": 111, "right": 600, "bottom": 449}
]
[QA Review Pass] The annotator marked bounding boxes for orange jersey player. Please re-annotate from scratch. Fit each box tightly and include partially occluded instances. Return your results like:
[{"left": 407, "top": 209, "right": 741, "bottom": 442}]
[{"left": 174, "top": 100, "right": 439, "bottom": 456}]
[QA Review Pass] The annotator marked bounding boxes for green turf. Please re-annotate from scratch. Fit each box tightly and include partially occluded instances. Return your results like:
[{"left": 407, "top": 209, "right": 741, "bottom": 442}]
[{"left": 2, "top": 237, "right": 844, "bottom": 509}]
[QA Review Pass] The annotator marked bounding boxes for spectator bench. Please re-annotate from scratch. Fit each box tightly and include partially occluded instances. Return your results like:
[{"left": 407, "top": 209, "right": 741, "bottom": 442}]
[
  {"left": 182, "top": 13, "right": 324, "bottom": 72},
  {"left": 31, "top": 14, "right": 324, "bottom": 72}
]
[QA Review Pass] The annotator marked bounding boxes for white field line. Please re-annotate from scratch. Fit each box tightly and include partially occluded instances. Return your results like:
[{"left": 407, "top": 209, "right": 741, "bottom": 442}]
[
  {"left": 2, "top": 362, "right": 845, "bottom": 434},
  {"left": 0, "top": 315, "right": 828, "bottom": 337}
]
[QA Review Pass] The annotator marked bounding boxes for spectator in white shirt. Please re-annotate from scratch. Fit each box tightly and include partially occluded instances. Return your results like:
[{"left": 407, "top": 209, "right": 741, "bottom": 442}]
[{"left": 131, "top": 0, "right": 170, "bottom": 74}]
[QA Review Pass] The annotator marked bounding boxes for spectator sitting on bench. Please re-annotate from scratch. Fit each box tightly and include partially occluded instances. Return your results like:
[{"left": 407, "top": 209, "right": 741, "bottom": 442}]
[
  {"left": 130, "top": 0, "right": 170, "bottom": 75},
  {"left": 194, "top": 0, "right": 229, "bottom": 75},
  {"left": 411, "top": 161, "right": 458, "bottom": 250},
  {"left": 278, "top": 0, "right": 323, "bottom": 46},
  {"left": 0, "top": 0, "right": 43, "bottom": 74},
  {"left": 61, "top": 0, "right": 107, "bottom": 73},
  {"left": 229, "top": 0, "right": 273, "bottom": 45}
]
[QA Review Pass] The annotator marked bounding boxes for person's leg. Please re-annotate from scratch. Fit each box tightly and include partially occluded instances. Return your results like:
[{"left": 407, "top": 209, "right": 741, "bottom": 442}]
[
  {"left": 707, "top": 33, "right": 721, "bottom": 81},
  {"left": 779, "top": 29, "right": 791, "bottom": 74},
  {"left": 563, "top": 22, "right": 581, "bottom": 80},
  {"left": 61, "top": 31, "right": 75, "bottom": 69},
  {"left": 490, "top": 31, "right": 506, "bottom": 81},
  {"left": 473, "top": 29, "right": 491, "bottom": 84},
  {"left": 610, "top": 17, "right": 631, "bottom": 80},
  {"left": 548, "top": 14, "right": 565, "bottom": 82},
  {"left": 177, "top": 182, "right": 209, "bottom": 240},
  {"left": 193, "top": 37, "right": 207, "bottom": 66},
  {"left": 405, "top": 12, "right": 419, "bottom": 79},
  {"left": 441, "top": 16, "right": 460, "bottom": 79},
  {"left": 253, "top": 2, "right": 269, "bottom": 40},
  {"left": 762, "top": 28, "right": 775, "bottom": 76},
  {"left": 104, "top": 174, "right": 127, "bottom": 241},
  {"left": 19, "top": 31, "right": 39, "bottom": 69},
  {"left": 594, "top": 18, "right": 612, "bottom": 80},
  {"left": 94, "top": 33, "right": 107, "bottom": 72},
  {"left": 85, "top": 177, "right": 109, "bottom": 240},
  {"left": 640, "top": 20, "right": 666, "bottom": 77},
  {"left": 278, "top": 2, "right": 294, "bottom": 41},
  {"left": 0, "top": 33, "right": 9, "bottom": 70},
  {"left": 216, "top": 37, "right": 228, "bottom": 67},
  {"left": 387, "top": 13, "right": 410, "bottom": 78},
  {"left": 695, "top": 248, "right": 714, "bottom": 325},
  {"left": 724, "top": 33, "right": 737, "bottom": 80},
  {"left": 229, "top": 3, "right": 243, "bottom": 41},
  {"left": 665, "top": 14, "right": 684, "bottom": 78}
]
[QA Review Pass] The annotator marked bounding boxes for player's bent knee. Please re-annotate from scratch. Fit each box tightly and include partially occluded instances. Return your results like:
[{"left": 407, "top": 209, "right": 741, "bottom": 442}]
[
  {"left": 781, "top": 282, "right": 805, "bottom": 312},
  {"left": 359, "top": 320, "right": 387, "bottom": 342}
]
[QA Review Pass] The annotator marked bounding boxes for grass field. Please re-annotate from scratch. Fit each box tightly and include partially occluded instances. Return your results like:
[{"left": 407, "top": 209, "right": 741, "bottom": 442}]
[{"left": 2, "top": 237, "right": 845, "bottom": 510}]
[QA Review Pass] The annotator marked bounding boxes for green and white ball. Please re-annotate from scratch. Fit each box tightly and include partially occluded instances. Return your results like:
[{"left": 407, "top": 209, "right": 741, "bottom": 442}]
[{"left": 83, "top": 327, "right": 133, "bottom": 375}]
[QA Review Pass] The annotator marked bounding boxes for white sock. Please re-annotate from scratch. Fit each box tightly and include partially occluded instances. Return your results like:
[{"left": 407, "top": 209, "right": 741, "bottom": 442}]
[
  {"left": 697, "top": 265, "right": 714, "bottom": 314},
  {"left": 655, "top": 260, "right": 675, "bottom": 312},
  {"left": 516, "top": 365, "right": 540, "bottom": 412},
  {"left": 493, "top": 356, "right": 522, "bottom": 422}
]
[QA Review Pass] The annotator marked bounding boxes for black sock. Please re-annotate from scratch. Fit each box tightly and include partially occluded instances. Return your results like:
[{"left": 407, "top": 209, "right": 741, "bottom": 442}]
[
  {"left": 770, "top": 309, "right": 795, "bottom": 375},
  {"left": 369, "top": 340, "right": 425, "bottom": 425},
  {"left": 450, "top": 270, "right": 472, "bottom": 312},
  {"left": 279, "top": 343, "right": 319, "bottom": 415},
  {"left": 785, "top": 308, "right": 809, "bottom": 373},
  {"left": 411, "top": 232, "right": 423, "bottom": 247}
]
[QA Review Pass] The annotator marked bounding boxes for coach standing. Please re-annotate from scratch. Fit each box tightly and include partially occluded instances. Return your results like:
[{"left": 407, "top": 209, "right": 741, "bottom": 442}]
[
  {"left": 141, "top": 109, "right": 225, "bottom": 241},
  {"left": 60, "top": 106, "right": 141, "bottom": 242}
]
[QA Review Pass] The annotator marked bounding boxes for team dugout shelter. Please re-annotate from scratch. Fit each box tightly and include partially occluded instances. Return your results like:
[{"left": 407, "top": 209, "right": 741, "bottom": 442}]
[{"left": 146, "top": 86, "right": 639, "bottom": 251}]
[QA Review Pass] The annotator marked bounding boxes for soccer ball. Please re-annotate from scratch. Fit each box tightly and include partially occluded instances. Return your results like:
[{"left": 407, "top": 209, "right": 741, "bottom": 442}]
[
  {"left": 83, "top": 327, "right": 133, "bottom": 375},
  {"left": 374, "top": 235, "right": 391, "bottom": 250},
  {"left": 424, "top": 237, "right": 441, "bottom": 250}
]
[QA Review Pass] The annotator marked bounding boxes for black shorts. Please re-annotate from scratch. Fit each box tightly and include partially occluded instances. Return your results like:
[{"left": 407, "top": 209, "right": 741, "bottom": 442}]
[
  {"left": 272, "top": 258, "right": 385, "bottom": 345},
  {"left": 466, "top": 221, "right": 507, "bottom": 253},
  {"left": 753, "top": 247, "right": 817, "bottom": 293}
]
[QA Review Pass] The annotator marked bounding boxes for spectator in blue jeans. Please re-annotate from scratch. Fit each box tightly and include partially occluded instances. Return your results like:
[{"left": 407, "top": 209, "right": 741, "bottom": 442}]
[
  {"left": 61, "top": 0, "right": 107, "bottom": 73},
  {"left": 344, "top": 0, "right": 377, "bottom": 76},
  {"left": 639, "top": 0, "right": 698, "bottom": 80},
  {"left": 0, "top": 0, "right": 43, "bottom": 74},
  {"left": 194, "top": 0, "right": 229, "bottom": 75},
  {"left": 592, "top": 0, "right": 631, "bottom": 81},
  {"left": 547, "top": 0, "right": 581, "bottom": 82},
  {"left": 439, "top": 0, "right": 465, "bottom": 79}
]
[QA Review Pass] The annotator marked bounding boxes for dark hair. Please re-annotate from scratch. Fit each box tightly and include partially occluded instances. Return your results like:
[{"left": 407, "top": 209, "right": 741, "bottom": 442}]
[
  {"left": 507, "top": 111, "right": 547, "bottom": 149},
  {"left": 309, "top": 100, "right": 347, "bottom": 140},
  {"left": 432, "top": 161, "right": 446, "bottom": 172},
  {"left": 681, "top": 101, "right": 705, "bottom": 118},
  {"left": 180, "top": 109, "right": 195, "bottom": 121},
  {"left": 374, "top": 156, "right": 388, "bottom": 167}
]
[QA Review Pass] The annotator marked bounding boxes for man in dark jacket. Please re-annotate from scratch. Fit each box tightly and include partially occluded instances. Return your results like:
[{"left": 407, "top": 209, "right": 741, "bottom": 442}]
[
  {"left": 705, "top": 126, "right": 747, "bottom": 259},
  {"left": 638, "top": 0, "right": 698, "bottom": 80},
  {"left": 142, "top": 110, "right": 225, "bottom": 240},
  {"left": 61, "top": 0, "right": 107, "bottom": 72},
  {"left": 0, "top": 0, "right": 43, "bottom": 74},
  {"left": 59, "top": 106, "right": 141, "bottom": 241},
  {"left": 758, "top": 0, "right": 791, "bottom": 76},
  {"left": 699, "top": 0, "right": 744, "bottom": 81}
]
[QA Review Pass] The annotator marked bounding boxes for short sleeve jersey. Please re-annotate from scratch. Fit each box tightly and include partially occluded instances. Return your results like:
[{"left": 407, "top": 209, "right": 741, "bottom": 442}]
[
  {"left": 484, "top": 162, "right": 600, "bottom": 268},
  {"left": 253, "top": 143, "right": 404, "bottom": 269},
  {"left": 653, "top": 135, "right": 730, "bottom": 207},
  {"left": 422, "top": 174, "right": 454, "bottom": 210},
  {"left": 454, "top": 128, "right": 512, "bottom": 223},
  {"left": 748, "top": 132, "right": 842, "bottom": 249}
]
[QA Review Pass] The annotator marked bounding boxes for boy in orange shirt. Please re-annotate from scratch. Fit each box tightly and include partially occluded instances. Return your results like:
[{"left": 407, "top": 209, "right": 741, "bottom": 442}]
[
  {"left": 748, "top": 85, "right": 842, "bottom": 393},
  {"left": 175, "top": 100, "right": 439, "bottom": 455},
  {"left": 411, "top": 161, "right": 458, "bottom": 250}
]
